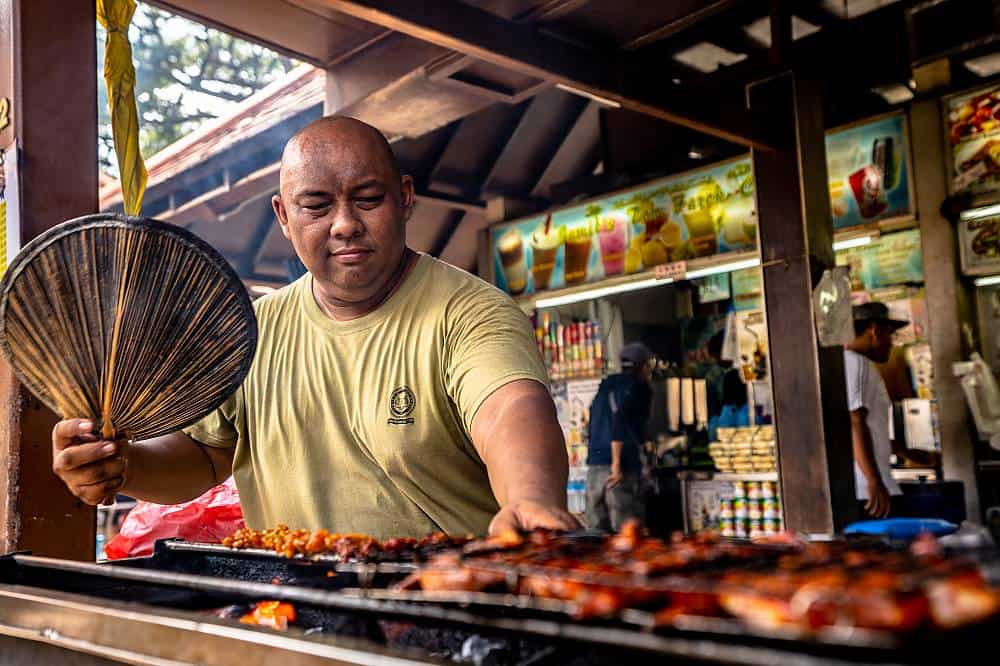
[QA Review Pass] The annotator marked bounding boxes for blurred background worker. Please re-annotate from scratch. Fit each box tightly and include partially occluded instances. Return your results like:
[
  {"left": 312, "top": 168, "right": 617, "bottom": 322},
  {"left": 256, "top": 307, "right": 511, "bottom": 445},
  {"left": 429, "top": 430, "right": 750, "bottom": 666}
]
[{"left": 585, "top": 342, "right": 653, "bottom": 531}]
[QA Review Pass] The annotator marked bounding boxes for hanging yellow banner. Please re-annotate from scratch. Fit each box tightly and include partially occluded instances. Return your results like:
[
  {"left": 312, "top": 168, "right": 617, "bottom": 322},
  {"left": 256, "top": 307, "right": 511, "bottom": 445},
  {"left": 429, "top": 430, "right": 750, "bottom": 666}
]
[{"left": 97, "top": 0, "right": 147, "bottom": 216}]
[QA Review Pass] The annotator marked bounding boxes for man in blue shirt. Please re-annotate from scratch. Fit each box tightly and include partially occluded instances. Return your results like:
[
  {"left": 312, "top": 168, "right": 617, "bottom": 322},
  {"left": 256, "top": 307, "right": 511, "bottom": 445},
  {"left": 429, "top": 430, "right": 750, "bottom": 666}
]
[{"left": 585, "top": 342, "right": 653, "bottom": 531}]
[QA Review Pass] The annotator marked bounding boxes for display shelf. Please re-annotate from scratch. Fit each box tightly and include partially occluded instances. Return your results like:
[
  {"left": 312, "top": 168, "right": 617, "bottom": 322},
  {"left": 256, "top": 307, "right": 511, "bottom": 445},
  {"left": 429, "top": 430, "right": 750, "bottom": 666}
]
[
  {"left": 891, "top": 467, "right": 938, "bottom": 482},
  {"left": 710, "top": 472, "right": 779, "bottom": 483},
  {"left": 549, "top": 372, "right": 605, "bottom": 383},
  {"left": 674, "top": 470, "right": 778, "bottom": 482}
]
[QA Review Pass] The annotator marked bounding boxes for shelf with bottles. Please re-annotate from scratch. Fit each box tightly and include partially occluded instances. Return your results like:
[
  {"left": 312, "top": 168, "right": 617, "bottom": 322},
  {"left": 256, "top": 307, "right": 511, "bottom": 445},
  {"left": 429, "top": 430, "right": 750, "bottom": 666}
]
[{"left": 536, "top": 312, "right": 606, "bottom": 383}]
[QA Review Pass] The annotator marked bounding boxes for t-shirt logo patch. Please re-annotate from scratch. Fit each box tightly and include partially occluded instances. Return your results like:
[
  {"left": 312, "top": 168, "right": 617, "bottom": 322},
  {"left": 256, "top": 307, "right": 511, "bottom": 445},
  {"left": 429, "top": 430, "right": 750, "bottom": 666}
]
[{"left": 388, "top": 386, "right": 416, "bottom": 425}]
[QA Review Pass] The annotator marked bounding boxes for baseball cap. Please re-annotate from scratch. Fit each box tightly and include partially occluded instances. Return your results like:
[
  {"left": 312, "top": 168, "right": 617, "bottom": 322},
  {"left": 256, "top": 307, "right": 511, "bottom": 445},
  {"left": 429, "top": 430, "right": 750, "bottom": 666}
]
[
  {"left": 853, "top": 302, "right": 908, "bottom": 331},
  {"left": 619, "top": 341, "right": 652, "bottom": 369}
]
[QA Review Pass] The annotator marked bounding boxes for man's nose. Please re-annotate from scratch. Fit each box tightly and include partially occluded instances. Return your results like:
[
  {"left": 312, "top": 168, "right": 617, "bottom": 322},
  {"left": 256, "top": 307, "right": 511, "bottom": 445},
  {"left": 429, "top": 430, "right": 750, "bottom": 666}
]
[{"left": 329, "top": 204, "right": 364, "bottom": 239}]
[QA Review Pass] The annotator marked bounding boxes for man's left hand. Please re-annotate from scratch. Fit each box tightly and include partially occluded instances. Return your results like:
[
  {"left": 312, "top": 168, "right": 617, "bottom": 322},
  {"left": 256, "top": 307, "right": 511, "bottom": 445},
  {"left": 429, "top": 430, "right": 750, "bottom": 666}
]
[{"left": 488, "top": 500, "right": 581, "bottom": 535}]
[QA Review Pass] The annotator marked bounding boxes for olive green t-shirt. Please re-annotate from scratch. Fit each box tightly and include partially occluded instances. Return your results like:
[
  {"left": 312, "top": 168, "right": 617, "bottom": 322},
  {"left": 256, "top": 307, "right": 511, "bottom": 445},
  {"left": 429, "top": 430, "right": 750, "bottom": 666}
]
[{"left": 184, "top": 254, "right": 547, "bottom": 539}]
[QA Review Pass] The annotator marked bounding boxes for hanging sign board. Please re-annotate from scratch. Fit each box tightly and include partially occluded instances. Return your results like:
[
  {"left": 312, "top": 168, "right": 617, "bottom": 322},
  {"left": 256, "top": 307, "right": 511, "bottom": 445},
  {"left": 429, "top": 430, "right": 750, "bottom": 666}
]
[
  {"left": 958, "top": 214, "right": 1000, "bottom": 276},
  {"left": 489, "top": 157, "right": 756, "bottom": 296},
  {"left": 826, "top": 114, "right": 913, "bottom": 230},
  {"left": 835, "top": 228, "right": 924, "bottom": 290},
  {"left": 944, "top": 83, "right": 1000, "bottom": 198}
]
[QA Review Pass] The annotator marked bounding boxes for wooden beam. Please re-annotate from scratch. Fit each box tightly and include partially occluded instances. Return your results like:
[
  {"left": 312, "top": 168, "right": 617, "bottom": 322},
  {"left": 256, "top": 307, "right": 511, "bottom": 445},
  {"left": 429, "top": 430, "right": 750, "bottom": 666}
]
[
  {"left": 516, "top": 0, "right": 591, "bottom": 23},
  {"left": 242, "top": 193, "right": 282, "bottom": 275},
  {"left": 415, "top": 191, "right": 485, "bottom": 214},
  {"left": 1, "top": 0, "right": 98, "bottom": 560},
  {"left": 429, "top": 210, "right": 466, "bottom": 258},
  {"left": 531, "top": 101, "right": 600, "bottom": 199},
  {"left": 749, "top": 72, "right": 856, "bottom": 535},
  {"left": 622, "top": 0, "right": 750, "bottom": 51},
  {"left": 768, "top": 0, "right": 793, "bottom": 66},
  {"left": 317, "top": 0, "right": 778, "bottom": 150},
  {"left": 164, "top": 162, "right": 280, "bottom": 227}
]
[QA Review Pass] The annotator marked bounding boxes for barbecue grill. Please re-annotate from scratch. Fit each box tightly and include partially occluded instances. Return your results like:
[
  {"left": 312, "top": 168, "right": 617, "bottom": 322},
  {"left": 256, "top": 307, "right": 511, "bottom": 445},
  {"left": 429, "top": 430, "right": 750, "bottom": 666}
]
[{"left": 0, "top": 537, "right": 996, "bottom": 665}]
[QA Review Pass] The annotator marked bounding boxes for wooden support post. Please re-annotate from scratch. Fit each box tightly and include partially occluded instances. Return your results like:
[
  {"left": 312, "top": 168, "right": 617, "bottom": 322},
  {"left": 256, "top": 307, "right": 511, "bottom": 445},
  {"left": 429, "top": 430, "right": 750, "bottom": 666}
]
[
  {"left": 910, "top": 99, "right": 982, "bottom": 521},
  {"left": 0, "top": 0, "right": 99, "bottom": 559},
  {"left": 749, "top": 72, "right": 857, "bottom": 535}
]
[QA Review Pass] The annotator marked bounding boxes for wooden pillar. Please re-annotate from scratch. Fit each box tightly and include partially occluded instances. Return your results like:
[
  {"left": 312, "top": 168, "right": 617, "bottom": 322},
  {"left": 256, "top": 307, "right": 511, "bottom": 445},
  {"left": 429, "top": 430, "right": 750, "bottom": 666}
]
[
  {"left": 910, "top": 99, "right": 981, "bottom": 521},
  {"left": 749, "top": 72, "right": 857, "bottom": 536},
  {"left": 0, "top": 0, "right": 98, "bottom": 559}
]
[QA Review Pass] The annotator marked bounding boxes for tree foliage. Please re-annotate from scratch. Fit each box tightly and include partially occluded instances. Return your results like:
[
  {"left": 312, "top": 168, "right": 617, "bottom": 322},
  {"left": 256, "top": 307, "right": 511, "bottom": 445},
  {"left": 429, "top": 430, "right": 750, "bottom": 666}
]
[{"left": 98, "top": 2, "right": 296, "bottom": 173}]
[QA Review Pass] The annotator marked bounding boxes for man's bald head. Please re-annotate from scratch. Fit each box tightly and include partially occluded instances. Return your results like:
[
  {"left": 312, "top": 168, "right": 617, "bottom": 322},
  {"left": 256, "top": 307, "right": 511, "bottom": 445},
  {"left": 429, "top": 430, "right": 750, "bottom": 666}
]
[
  {"left": 280, "top": 116, "right": 401, "bottom": 189},
  {"left": 271, "top": 115, "right": 415, "bottom": 307}
]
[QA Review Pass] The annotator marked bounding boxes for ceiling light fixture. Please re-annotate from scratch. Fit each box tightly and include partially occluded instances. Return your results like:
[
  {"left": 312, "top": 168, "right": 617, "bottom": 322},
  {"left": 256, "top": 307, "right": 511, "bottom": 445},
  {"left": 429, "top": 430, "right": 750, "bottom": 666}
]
[
  {"left": 833, "top": 235, "right": 875, "bottom": 251},
  {"left": 673, "top": 42, "right": 747, "bottom": 74},
  {"left": 685, "top": 258, "right": 760, "bottom": 280},
  {"left": 965, "top": 53, "right": 1000, "bottom": 78},
  {"left": 534, "top": 277, "right": 670, "bottom": 308},
  {"left": 743, "top": 16, "right": 820, "bottom": 47},
  {"left": 871, "top": 83, "right": 914, "bottom": 104},
  {"left": 974, "top": 275, "right": 1000, "bottom": 287},
  {"left": 960, "top": 204, "right": 1000, "bottom": 222}
]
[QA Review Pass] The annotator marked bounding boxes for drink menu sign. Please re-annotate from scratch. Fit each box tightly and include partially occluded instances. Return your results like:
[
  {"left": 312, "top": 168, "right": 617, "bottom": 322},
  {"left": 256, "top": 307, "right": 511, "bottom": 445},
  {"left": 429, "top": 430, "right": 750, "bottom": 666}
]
[
  {"left": 491, "top": 158, "right": 757, "bottom": 296},
  {"left": 826, "top": 114, "right": 912, "bottom": 230},
  {"left": 958, "top": 214, "right": 1000, "bottom": 276},
  {"left": 946, "top": 83, "right": 1000, "bottom": 197},
  {"left": 835, "top": 228, "right": 924, "bottom": 290}
]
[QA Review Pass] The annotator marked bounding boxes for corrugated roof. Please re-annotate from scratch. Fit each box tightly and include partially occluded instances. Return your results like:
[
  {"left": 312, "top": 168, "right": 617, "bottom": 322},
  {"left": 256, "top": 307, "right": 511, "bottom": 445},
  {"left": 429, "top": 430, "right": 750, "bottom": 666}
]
[{"left": 100, "top": 64, "right": 324, "bottom": 209}]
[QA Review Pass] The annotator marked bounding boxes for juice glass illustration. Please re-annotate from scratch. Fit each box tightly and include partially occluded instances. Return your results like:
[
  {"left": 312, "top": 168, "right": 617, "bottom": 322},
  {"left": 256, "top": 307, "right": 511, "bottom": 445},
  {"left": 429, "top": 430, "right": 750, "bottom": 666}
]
[
  {"left": 496, "top": 228, "right": 527, "bottom": 294},
  {"left": 684, "top": 181, "right": 724, "bottom": 257},
  {"left": 530, "top": 222, "right": 564, "bottom": 291},
  {"left": 597, "top": 217, "right": 626, "bottom": 277},
  {"left": 625, "top": 233, "right": 644, "bottom": 274},
  {"left": 564, "top": 226, "right": 593, "bottom": 284}
]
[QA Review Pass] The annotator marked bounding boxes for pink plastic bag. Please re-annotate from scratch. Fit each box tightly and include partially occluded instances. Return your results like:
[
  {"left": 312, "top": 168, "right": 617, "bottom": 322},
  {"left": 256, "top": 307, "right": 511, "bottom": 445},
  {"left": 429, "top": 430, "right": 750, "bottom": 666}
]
[{"left": 105, "top": 477, "right": 244, "bottom": 559}]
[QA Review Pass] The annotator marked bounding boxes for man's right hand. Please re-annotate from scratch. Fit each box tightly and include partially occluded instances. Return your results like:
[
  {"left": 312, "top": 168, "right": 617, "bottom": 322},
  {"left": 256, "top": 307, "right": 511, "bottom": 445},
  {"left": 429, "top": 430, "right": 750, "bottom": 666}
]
[
  {"left": 52, "top": 419, "right": 126, "bottom": 505},
  {"left": 864, "top": 480, "right": 891, "bottom": 519}
]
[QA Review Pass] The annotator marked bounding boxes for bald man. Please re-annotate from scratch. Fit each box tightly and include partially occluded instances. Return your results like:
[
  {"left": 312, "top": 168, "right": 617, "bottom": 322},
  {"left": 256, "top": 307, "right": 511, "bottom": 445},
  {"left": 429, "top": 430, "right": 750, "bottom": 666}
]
[{"left": 50, "top": 116, "right": 577, "bottom": 539}]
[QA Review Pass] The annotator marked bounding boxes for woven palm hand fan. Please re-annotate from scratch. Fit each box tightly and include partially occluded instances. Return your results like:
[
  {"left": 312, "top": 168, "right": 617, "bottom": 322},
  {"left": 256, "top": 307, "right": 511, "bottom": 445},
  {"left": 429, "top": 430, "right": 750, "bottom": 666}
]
[{"left": 0, "top": 213, "right": 257, "bottom": 443}]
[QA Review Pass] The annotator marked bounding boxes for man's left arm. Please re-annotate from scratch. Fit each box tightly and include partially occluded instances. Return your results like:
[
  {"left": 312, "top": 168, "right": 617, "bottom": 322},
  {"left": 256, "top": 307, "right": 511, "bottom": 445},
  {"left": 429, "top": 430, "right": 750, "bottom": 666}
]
[{"left": 470, "top": 378, "right": 580, "bottom": 534}]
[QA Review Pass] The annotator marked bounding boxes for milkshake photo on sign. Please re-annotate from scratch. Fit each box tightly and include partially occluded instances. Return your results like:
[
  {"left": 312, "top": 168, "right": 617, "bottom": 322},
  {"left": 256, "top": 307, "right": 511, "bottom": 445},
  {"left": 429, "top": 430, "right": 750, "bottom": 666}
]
[
  {"left": 496, "top": 228, "right": 527, "bottom": 295},
  {"left": 531, "top": 214, "right": 564, "bottom": 292}
]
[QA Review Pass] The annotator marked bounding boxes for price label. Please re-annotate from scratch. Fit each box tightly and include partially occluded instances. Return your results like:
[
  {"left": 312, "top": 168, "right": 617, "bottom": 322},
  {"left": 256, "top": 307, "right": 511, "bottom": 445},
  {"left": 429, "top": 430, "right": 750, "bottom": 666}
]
[{"left": 655, "top": 260, "right": 687, "bottom": 281}]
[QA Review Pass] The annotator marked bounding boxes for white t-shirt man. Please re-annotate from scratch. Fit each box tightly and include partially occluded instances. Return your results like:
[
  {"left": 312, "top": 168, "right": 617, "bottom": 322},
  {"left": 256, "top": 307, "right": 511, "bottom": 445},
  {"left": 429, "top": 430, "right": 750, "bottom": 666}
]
[{"left": 844, "top": 349, "right": 902, "bottom": 500}]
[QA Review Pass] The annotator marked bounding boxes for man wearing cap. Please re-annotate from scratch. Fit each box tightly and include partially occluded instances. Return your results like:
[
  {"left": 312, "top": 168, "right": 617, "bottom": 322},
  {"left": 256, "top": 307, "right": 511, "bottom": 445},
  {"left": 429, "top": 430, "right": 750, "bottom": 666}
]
[
  {"left": 846, "top": 302, "right": 935, "bottom": 518},
  {"left": 585, "top": 342, "right": 653, "bottom": 531}
]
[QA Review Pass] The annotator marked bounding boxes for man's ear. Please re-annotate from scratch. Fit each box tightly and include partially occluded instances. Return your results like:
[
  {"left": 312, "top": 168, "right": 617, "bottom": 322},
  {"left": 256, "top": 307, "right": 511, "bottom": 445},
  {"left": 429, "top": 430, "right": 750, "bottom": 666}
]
[
  {"left": 273, "top": 194, "right": 291, "bottom": 240},
  {"left": 400, "top": 174, "right": 415, "bottom": 223}
]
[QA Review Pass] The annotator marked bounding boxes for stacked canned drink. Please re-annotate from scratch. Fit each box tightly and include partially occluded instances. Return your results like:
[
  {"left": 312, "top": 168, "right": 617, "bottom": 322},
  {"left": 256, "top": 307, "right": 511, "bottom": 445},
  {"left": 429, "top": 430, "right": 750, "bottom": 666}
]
[{"left": 718, "top": 480, "right": 782, "bottom": 538}]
